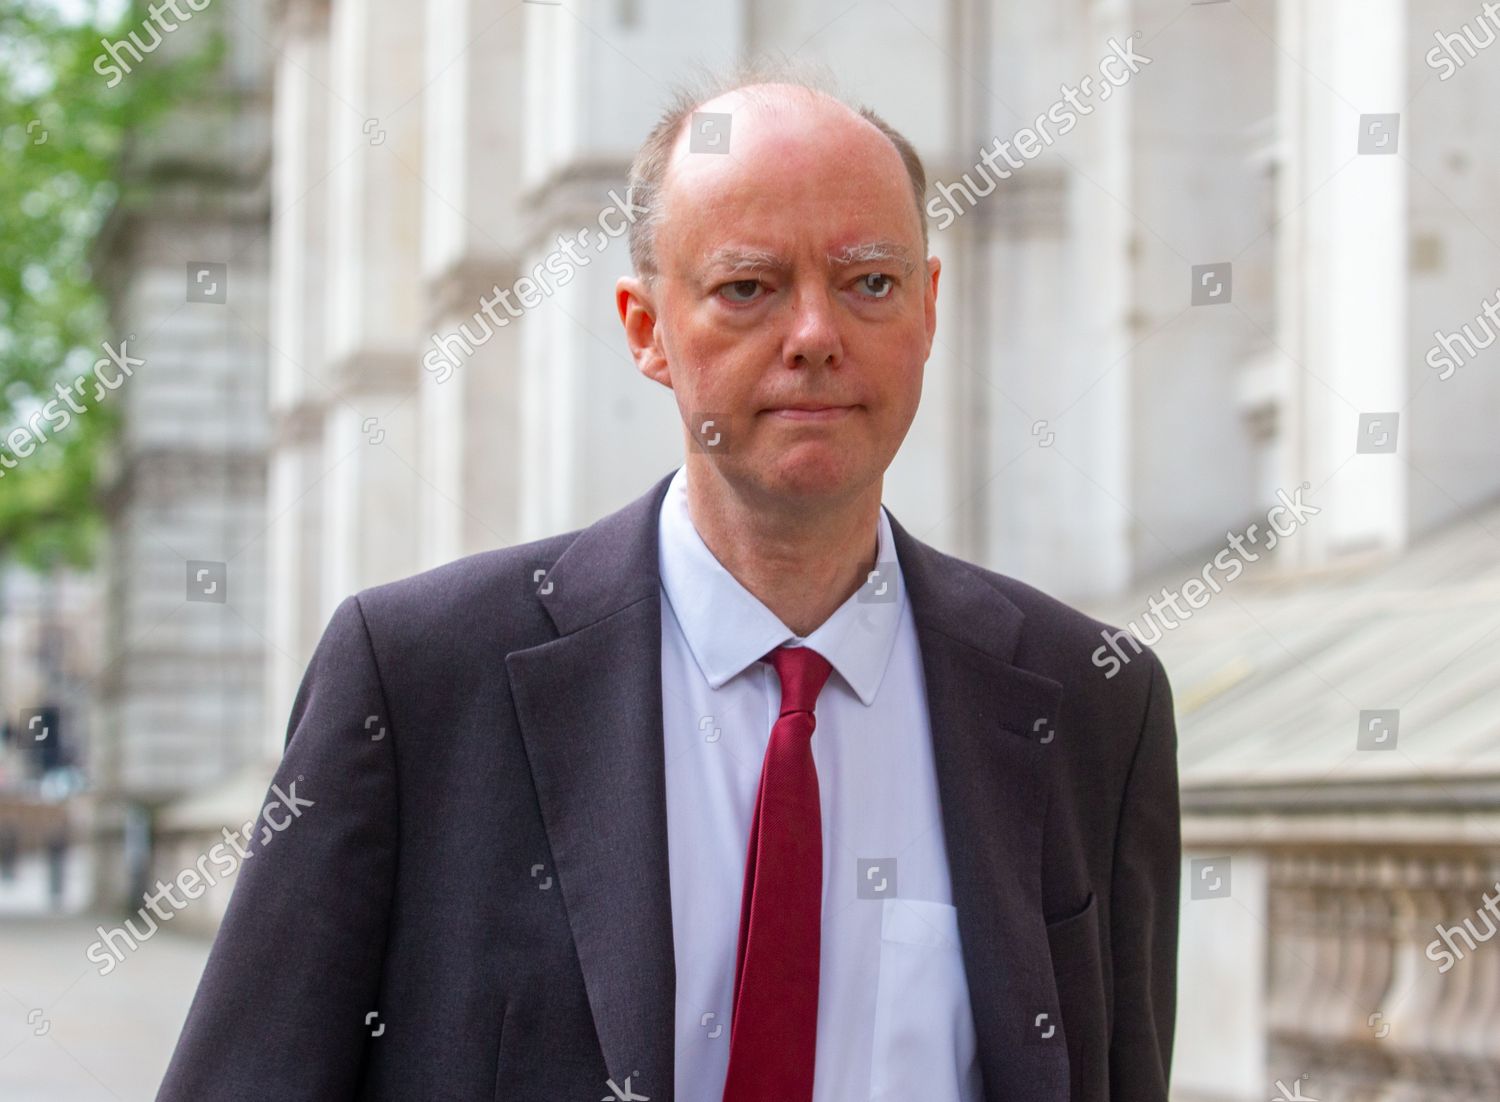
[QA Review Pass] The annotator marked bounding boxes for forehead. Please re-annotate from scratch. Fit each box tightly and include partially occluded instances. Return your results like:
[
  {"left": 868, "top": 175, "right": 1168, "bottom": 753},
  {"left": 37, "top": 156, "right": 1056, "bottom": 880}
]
[{"left": 659, "top": 90, "right": 921, "bottom": 269}]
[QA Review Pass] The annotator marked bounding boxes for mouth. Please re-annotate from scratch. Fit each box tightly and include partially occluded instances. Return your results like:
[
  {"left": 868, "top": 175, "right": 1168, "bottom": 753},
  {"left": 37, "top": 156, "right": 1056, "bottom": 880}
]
[{"left": 762, "top": 404, "right": 856, "bottom": 422}]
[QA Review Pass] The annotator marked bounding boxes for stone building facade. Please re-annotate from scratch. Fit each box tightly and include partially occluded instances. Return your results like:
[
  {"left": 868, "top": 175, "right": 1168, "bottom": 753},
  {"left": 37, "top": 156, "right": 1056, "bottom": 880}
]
[{"left": 91, "top": 0, "right": 274, "bottom": 919}]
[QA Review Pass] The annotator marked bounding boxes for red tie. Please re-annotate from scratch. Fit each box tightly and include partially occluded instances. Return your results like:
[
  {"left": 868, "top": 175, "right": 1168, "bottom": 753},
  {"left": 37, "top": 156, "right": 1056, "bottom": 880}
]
[{"left": 721, "top": 644, "right": 834, "bottom": 1102}]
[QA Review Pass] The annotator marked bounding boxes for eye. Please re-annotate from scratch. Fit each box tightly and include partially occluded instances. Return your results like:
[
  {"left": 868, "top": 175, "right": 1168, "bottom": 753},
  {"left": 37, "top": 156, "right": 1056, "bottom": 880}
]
[
  {"left": 857, "top": 272, "right": 895, "bottom": 299},
  {"left": 718, "top": 279, "right": 765, "bottom": 304}
]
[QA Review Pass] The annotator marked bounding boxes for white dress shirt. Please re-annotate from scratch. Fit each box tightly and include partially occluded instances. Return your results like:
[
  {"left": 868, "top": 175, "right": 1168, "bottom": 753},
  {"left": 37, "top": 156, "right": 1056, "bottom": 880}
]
[{"left": 658, "top": 464, "right": 983, "bottom": 1102}]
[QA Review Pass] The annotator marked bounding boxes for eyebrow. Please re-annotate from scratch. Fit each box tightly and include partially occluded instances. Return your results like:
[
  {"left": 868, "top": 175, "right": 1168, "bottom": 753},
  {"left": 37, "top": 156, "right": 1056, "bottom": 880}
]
[{"left": 701, "top": 240, "right": 917, "bottom": 278}]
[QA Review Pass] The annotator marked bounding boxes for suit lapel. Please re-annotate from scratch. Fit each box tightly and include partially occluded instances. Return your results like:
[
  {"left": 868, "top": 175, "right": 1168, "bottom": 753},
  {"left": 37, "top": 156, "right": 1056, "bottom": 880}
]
[
  {"left": 888, "top": 512, "right": 1070, "bottom": 1102},
  {"left": 505, "top": 470, "right": 679, "bottom": 1097},
  {"left": 506, "top": 470, "right": 1070, "bottom": 1102}
]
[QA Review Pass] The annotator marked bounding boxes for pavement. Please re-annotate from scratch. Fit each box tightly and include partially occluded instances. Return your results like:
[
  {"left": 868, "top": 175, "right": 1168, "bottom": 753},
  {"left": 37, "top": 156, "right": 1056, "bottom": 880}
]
[{"left": 0, "top": 904, "right": 212, "bottom": 1101}]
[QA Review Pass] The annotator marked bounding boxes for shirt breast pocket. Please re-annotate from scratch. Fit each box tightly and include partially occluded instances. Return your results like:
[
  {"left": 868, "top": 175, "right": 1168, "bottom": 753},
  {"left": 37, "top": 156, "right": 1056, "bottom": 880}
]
[{"left": 868, "top": 898, "right": 983, "bottom": 1102}]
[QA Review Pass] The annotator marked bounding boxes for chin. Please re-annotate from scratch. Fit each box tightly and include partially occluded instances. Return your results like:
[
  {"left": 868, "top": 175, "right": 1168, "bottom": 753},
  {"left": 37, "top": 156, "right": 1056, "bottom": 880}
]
[{"left": 755, "top": 448, "right": 866, "bottom": 500}]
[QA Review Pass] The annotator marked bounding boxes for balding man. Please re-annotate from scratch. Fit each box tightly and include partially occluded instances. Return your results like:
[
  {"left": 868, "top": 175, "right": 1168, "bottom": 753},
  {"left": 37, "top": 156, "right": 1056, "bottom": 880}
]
[{"left": 159, "top": 64, "right": 1179, "bottom": 1102}]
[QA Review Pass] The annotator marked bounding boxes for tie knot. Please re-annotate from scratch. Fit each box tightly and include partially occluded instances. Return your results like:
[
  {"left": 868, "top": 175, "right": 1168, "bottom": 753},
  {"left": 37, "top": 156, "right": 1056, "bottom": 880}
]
[{"left": 763, "top": 644, "right": 833, "bottom": 717}]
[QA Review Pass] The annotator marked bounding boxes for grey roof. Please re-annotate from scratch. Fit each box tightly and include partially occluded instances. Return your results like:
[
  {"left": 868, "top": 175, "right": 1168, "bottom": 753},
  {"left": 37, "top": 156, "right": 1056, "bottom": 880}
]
[{"left": 1078, "top": 497, "right": 1500, "bottom": 812}]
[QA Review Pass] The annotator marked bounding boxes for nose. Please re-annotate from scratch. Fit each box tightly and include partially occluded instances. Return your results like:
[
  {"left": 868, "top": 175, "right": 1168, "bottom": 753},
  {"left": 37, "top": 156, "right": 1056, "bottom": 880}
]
[{"left": 783, "top": 281, "right": 842, "bottom": 370}]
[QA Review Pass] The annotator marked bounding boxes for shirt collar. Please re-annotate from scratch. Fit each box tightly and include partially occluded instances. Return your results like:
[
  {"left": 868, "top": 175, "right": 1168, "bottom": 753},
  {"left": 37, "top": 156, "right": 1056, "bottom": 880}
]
[{"left": 656, "top": 464, "right": 905, "bottom": 706}]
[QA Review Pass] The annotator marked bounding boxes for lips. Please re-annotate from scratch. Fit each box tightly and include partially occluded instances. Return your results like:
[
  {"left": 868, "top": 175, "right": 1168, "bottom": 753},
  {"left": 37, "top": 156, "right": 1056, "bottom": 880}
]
[{"left": 763, "top": 404, "right": 855, "bottom": 421}]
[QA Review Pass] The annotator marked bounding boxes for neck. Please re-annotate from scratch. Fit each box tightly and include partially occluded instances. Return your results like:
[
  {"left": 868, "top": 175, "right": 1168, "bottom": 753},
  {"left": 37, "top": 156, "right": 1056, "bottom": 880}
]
[{"left": 683, "top": 456, "right": 881, "bottom": 638}]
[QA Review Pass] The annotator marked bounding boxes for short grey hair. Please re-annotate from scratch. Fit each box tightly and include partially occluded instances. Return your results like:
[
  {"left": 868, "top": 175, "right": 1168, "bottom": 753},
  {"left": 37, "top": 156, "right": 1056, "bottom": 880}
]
[{"left": 624, "top": 54, "right": 930, "bottom": 284}]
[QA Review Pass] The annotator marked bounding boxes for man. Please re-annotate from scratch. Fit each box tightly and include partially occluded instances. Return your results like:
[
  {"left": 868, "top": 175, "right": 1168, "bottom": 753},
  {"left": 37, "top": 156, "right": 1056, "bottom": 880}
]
[{"left": 158, "top": 65, "right": 1179, "bottom": 1102}]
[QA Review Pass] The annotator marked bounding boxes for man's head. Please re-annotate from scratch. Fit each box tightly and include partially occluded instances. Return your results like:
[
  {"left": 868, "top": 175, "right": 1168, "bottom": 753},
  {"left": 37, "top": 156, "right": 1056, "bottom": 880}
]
[{"left": 616, "top": 60, "right": 940, "bottom": 516}]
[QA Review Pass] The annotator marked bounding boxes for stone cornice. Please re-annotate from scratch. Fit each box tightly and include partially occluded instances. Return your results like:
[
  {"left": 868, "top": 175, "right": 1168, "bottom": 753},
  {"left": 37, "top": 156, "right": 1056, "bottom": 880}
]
[
  {"left": 424, "top": 254, "right": 520, "bottom": 327},
  {"left": 1183, "top": 775, "right": 1500, "bottom": 814},
  {"left": 273, "top": 0, "right": 331, "bottom": 39},
  {"left": 100, "top": 448, "right": 268, "bottom": 515},
  {"left": 324, "top": 348, "right": 420, "bottom": 396},
  {"left": 270, "top": 398, "right": 327, "bottom": 446},
  {"left": 1184, "top": 808, "right": 1500, "bottom": 850}
]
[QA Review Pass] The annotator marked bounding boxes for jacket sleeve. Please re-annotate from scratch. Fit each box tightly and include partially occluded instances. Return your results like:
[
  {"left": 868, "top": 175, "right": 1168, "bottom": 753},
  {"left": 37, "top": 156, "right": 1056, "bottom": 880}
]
[
  {"left": 157, "top": 594, "right": 397, "bottom": 1101},
  {"left": 1106, "top": 650, "right": 1181, "bottom": 1101}
]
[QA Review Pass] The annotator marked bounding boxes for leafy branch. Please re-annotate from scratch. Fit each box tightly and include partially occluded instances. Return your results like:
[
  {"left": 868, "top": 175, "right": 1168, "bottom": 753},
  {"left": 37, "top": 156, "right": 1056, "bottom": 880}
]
[{"left": 0, "top": 0, "right": 221, "bottom": 567}]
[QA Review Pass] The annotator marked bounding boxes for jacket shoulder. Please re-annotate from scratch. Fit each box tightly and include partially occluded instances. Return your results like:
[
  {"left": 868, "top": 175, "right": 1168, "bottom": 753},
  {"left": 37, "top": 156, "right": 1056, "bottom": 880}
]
[
  {"left": 345, "top": 529, "right": 583, "bottom": 646},
  {"left": 961, "top": 560, "right": 1165, "bottom": 688}
]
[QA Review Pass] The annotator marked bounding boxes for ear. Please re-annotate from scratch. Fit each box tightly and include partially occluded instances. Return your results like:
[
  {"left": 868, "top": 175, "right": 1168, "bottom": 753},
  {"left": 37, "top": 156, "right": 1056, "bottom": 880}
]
[
  {"left": 617, "top": 275, "right": 671, "bottom": 387},
  {"left": 923, "top": 255, "right": 941, "bottom": 358}
]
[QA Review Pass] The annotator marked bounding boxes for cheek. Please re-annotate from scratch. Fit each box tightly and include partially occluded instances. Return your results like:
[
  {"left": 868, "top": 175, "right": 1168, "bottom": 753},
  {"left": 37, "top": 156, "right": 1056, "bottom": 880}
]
[
  {"left": 673, "top": 324, "right": 766, "bottom": 400},
  {"left": 857, "top": 333, "right": 925, "bottom": 405}
]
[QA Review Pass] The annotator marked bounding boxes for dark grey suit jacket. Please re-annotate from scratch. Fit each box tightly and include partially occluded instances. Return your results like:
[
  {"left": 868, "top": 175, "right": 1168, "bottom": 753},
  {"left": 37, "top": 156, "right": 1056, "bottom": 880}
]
[{"left": 157, "top": 466, "right": 1180, "bottom": 1102}]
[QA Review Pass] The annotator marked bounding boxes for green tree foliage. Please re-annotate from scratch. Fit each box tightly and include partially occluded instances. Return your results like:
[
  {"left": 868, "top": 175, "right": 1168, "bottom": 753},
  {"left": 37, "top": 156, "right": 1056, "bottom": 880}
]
[{"left": 0, "top": 0, "right": 216, "bottom": 568}]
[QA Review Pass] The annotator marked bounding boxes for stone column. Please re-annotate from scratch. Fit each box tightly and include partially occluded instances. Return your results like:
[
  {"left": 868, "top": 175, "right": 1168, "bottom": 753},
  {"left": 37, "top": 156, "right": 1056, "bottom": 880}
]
[
  {"left": 266, "top": 0, "right": 331, "bottom": 753},
  {"left": 417, "top": 0, "right": 527, "bottom": 564},
  {"left": 952, "top": 2, "right": 1137, "bottom": 599},
  {"left": 1275, "top": 0, "right": 1408, "bottom": 565},
  {"left": 514, "top": 0, "right": 742, "bottom": 538},
  {"left": 319, "top": 0, "right": 428, "bottom": 609}
]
